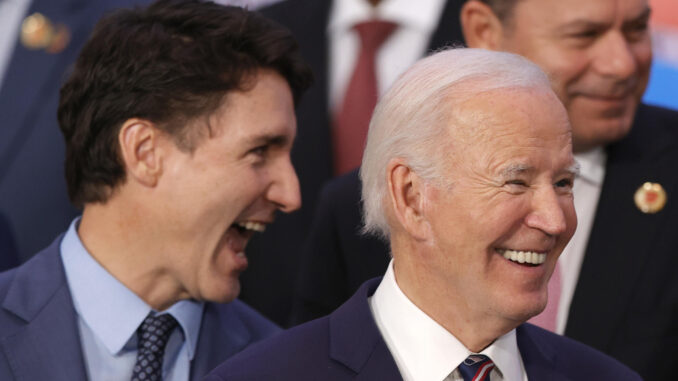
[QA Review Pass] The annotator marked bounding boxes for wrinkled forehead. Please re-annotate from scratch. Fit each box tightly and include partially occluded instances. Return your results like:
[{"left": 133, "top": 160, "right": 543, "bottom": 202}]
[{"left": 446, "top": 86, "right": 569, "bottom": 143}]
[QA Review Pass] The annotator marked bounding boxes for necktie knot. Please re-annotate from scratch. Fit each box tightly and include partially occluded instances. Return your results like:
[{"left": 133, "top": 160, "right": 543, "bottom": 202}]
[
  {"left": 131, "top": 313, "right": 178, "bottom": 381},
  {"left": 458, "top": 354, "right": 495, "bottom": 381},
  {"left": 354, "top": 20, "right": 397, "bottom": 51}
]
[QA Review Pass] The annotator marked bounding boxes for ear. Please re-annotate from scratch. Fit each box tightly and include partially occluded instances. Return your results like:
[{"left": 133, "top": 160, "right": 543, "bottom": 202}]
[
  {"left": 461, "top": 0, "right": 505, "bottom": 50},
  {"left": 386, "top": 159, "right": 431, "bottom": 241},
  {"left": 118, "top": 118, "right": 163, "bottom": 188}
]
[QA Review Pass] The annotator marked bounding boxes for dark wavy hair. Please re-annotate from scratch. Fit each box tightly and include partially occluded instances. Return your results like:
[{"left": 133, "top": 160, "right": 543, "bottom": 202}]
[{"left": 58, "top": 0, "right": 313, "bottom": 208}]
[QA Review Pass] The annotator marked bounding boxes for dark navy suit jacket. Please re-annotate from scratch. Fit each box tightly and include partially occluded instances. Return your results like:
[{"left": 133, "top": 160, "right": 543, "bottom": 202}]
[
  {"left": 292, "top": 104, "right": 678, "bottom": 380},
  {"left": 0, "top": 213, "right": 18, "bottom": 272},
  {"left": 207, "top": 278, "right": 641, "bottom": 381},
  {"left": 0, "top": 235, "right": 280, "bottom": 381},
  {"left": 0, "top": 0, "right": 149, "bottom": 263}
]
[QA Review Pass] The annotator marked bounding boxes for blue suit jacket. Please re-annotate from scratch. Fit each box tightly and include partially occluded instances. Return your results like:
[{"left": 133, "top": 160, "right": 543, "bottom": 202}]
[
  {"left": 207, "top": 278, "right": 641, "bottom": 381},
  {"left": 0, "top": 236, "right": 280, "bottom": 381},
  {"left": 0, "top": 0, "right": 149, "bottom": 263}
]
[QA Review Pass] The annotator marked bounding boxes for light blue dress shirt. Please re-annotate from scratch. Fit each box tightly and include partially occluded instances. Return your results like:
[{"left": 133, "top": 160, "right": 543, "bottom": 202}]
[{"left": 60, "top": 219, "right": 204, "bottom": 381}]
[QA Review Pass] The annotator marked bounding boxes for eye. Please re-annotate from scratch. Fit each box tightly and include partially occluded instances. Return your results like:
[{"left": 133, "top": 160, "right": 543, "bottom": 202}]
[
  {"left": 624, "top": 21, "right": 649, "bottom": 42},
  {"left": 506, "top": 179, "right": 527, "bottom": 186},
  {"left": 247, "top": 144, "right": 270, "bottom": 164},
  {"left": 555, "top": 177, "right": 574, "bottom": 193}
]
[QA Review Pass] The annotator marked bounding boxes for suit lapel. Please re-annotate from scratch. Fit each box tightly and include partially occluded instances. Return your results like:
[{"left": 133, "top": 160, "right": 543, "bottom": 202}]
[
  {"left": 0, "top": 237, "right": 87, "bottom": 381},
  {"left": 516, "top": 325, "right": 569, "bottom": 381},
  {"left": 189, "top": 302, "right": 252, "bottom": 380},
  {"left": 566, "top": 105, "right": 678, "bottom": 350},
  {"left": 328, "top": 278, "right": 402, "bottom": 380}
]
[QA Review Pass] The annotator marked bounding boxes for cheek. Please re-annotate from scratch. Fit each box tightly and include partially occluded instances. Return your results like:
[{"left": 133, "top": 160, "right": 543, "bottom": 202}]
[{"left": 632, "top": 42, "right": 652, "bottom": 92}]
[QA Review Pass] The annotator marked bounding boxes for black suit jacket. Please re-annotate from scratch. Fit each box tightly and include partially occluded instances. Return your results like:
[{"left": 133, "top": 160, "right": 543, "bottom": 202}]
[
  {"left": 207, "top": 278, "right": 641, "bottom": 381},
  {"left": 292, "top": 104, "right": 678, "bottom": 381},
  {"left": 241, "top": 0, "right": 465, "bottom": 325}
]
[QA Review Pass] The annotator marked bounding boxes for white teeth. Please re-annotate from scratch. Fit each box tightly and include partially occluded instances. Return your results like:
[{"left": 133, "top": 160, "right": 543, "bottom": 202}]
[
  {"left": 501, "top": 249, "right": 546, "bottom": 265},
  {"left": 236, "top": 221, "right": 266, "bottom": 232},
  {"left": 236, "top": 252, "right": 246, "bottom": 258}
]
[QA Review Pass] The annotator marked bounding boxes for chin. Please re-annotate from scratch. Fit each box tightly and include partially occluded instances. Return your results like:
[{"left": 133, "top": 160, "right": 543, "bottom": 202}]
[{"left": 200, "top": 278, "right": 241, "bottom": 303}]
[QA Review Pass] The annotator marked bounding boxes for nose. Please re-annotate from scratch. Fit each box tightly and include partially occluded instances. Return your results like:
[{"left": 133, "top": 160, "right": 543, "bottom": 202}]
[
  {"left": 593, "top": 31, "right": 637, "bottom": 80},
  {"left": 525, "top": 186, "right": 569, "bottom": 236},
  {"left": 267, "top": 156, "right": 301, "bottom": 213}
]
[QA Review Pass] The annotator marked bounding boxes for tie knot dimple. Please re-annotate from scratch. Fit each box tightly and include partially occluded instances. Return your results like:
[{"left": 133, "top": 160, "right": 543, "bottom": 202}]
[
  {"left": 353, "top": 20, "right": 397, "bottom": 50},
  {"left": 458, "top": 354, "right": 495, "bottom": 381}
]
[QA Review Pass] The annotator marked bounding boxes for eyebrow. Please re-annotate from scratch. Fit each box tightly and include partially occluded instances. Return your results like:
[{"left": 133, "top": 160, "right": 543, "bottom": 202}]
[
  {"left": 499, "top": 164, "right": 534, "bottom": 178},
  {"left": 498, "top": 162, "right": 580, "bottom": 178},
  {"left": 564, "top": 162, "right": 581, "bottom": 177},
  {"left": 246, "top": 133, "right": 291, "bottom": 148},
  {"left": 623, "top": 7, "right": 651, "bottom": 28}
]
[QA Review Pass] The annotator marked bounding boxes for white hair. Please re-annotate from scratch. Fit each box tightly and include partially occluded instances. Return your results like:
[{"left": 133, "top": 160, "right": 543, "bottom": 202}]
[{"left": 360, "top": 47, "right": 553, "bottom": 239}]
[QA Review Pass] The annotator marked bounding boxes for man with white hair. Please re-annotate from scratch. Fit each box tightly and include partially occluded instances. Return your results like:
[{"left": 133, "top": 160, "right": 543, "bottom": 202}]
[{"left": 205, "top": 48, "right": 640, "bottom": 381}]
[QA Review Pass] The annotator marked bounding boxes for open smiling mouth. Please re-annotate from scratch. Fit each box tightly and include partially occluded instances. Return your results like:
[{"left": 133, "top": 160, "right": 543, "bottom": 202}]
[
  {"left": 496, "top": 249, "right": 546, "bottom": 267},
  {"left": 226, "top": 221, "right": 267, "bottom": 255}
]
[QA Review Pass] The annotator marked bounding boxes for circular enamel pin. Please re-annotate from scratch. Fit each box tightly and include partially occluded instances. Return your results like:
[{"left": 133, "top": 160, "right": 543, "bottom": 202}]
[
  {"left": 21, "top": 13, "right": 70, "bottom": 53},
  {"left": 634, "top": 182, "right": 667, "bottom": 214}
]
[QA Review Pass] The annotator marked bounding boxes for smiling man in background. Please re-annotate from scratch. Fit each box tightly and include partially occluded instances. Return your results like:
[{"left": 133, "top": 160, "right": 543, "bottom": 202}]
[
  {"left": 206, "top": 48, "right": 640, "bottom": 381},
  {"left": 0, "top": 1, "right": 312, "bottom": 380},
  {"left": 462, "top": 1, "right": 678, "bottom": 379}
]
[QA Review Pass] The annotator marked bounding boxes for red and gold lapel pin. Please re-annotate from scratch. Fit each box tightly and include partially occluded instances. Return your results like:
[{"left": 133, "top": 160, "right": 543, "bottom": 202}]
[{"left": 634, "top": 182, "right": 667, "bottom": 214}]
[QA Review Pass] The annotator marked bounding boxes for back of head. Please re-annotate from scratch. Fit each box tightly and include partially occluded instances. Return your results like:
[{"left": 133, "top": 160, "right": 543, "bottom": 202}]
[
  {"left": 360, "top": 47, "right": 552, "bottom": 239},
  {"left": 58, "top": 0, "right": 312, "bottom": 209}
]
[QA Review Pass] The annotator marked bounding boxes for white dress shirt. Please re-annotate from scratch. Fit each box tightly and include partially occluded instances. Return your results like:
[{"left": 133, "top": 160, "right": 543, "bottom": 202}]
[
  {"left": 0, "top": 0, "right": 32, "bottom": 88},
  {"left": 328, "top": 0, "right": 447, "bottom": 111},
  {"left": 555, "top": 148, "right": 606, "bottom": 333},
  {"left": 369, "top": 261, "right": 527, "bottom": 381}
]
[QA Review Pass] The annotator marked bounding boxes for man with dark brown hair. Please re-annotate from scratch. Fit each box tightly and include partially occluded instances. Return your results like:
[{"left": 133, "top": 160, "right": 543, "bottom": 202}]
[{"left": 0, "top": 1, "right": 312, "bottom": 380}]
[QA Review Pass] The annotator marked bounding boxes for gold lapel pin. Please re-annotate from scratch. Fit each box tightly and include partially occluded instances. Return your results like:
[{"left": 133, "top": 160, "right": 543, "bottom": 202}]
[
  {"left": 21, "top": 12, "right": 70, "bottom": 54},
  {"left": 634, "top": 182, "right": 667, "bottom": 214}
]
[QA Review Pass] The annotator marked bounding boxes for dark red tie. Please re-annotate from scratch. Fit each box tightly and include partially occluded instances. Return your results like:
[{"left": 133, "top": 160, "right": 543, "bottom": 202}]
[{"left": 333, "top": 20, "right": 397, "bottom": 175}]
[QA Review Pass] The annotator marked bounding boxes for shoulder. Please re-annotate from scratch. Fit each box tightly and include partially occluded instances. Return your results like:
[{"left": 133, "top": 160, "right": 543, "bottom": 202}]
[
  {"left": 206, "top": 317, "right": 332, "bottom": 380},
  {"left": 632, "top": 104, "right": 678, "bottom": 141},
  {"left": 206, "top": 279, "right": 385, "bottom": 380},
  {"left": 205, "top": 299, "right": 281, "bottom": 342},
  {"left": 518, "top": 324, "right": 642, "bottom": 380}
]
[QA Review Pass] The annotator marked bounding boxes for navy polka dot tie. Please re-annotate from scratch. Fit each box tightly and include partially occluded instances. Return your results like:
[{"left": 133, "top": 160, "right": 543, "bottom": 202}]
[
  {"left": 458, "top": 354, "right": 495, "bottom": 381},
  {"left": 131, "top": 313, "right": 178, "bottom": 381}
]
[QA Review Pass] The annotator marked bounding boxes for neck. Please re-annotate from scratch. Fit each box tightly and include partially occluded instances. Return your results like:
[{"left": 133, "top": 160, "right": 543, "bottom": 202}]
[
  {"left": 78, "top": 197, "right": 187, "bottom": 311},
  {"left": 391, "top": 241, "right": 516, "bottom": 353}
]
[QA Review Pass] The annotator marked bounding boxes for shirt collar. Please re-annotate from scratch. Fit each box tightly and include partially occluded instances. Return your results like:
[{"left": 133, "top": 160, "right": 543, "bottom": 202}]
[
  {"left": 328, "top": 0, "right": 446, "bottom": 35},
  {"left": 371, "top": 261, "right": 524, "bottom": 380},
  {"left": 60, "top": 218, "right": 204, "bottom": 359},
  {"left": 574, "top": 147, "right": 606, "bottom": 186}
]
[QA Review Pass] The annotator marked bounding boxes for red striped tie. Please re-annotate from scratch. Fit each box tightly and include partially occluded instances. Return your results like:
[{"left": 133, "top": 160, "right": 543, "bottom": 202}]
[
  {"left": 458, "top": 354, "right": 495, "bottom": 381},
  {"left": 333, "top": 20, "right": 397, "bottom": 175}
]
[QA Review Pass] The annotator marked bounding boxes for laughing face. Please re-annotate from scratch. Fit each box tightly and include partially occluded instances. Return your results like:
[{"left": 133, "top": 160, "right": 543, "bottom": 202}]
[
  {"left": 498, "top": 0, "right": 652, "bottom": 152},
  {"left": 422, "top": 87, "right": 577, "bottom": 325},
  {"left": 156, "top": 70, "right": 300, "bottom": 303}
]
